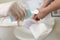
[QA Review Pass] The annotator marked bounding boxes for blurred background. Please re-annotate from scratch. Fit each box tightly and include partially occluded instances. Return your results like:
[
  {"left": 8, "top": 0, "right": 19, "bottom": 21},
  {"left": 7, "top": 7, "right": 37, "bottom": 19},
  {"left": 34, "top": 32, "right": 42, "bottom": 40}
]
[{"left": 0, "top": 0, "right": 60, "bottom": 40}]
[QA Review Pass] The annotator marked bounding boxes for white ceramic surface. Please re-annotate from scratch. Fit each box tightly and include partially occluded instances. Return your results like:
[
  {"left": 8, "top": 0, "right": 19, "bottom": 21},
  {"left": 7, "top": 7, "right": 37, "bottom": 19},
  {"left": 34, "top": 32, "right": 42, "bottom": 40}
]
[
  {"left": 0, "top": 27, "right": 18, "bottom": 40},
  {"left": 14, "top": 18, "right": 55, "bottom": 40}
]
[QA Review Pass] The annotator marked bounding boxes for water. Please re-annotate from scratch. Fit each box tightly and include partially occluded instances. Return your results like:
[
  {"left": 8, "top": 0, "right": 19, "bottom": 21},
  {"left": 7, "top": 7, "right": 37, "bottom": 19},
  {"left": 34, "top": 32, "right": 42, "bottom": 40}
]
[{"left": 22, "top": 19, "right": 37, "bottom": 28}]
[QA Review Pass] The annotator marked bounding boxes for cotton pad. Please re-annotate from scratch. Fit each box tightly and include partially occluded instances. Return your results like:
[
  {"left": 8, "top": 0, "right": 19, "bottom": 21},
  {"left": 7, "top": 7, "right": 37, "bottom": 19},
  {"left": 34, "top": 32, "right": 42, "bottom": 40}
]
[{"left": 29, "top": 23, "right": 47, "bottom": 39}]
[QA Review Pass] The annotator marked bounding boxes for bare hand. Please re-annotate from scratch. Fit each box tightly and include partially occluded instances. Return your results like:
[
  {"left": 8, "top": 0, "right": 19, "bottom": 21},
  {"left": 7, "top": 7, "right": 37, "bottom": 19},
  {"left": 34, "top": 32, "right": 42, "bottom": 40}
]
[{"left": 33, "top": 8, "right": 49, "bottom": 21}]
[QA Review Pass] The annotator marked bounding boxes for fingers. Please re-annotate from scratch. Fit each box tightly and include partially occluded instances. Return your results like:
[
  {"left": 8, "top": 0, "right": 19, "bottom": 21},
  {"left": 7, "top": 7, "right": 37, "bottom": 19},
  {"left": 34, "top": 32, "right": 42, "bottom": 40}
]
[
  {"left": 12, "top": 13, "right": 18, "bottom": 21},
  {"left": 33, "top": 14, "right": 40, "bottom": 21}
]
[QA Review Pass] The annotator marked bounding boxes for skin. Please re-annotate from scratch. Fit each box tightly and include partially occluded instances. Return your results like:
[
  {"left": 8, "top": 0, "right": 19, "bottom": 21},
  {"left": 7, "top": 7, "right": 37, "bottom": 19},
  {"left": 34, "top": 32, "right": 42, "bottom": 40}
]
[{"left": 33, "top": 0, "right": 60, "bottom": 21}]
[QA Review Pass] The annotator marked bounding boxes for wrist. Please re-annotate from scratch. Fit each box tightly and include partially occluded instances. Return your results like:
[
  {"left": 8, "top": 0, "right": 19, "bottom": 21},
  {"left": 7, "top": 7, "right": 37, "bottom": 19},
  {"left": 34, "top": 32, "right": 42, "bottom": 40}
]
[{"left": 38, "top": 8, "right": 49, "bottom": 19}]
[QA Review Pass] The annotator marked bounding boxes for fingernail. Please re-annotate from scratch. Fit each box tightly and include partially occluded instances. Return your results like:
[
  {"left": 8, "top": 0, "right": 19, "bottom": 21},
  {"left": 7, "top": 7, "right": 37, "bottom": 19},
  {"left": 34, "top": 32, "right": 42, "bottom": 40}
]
[{"left": 35, "top": 17, "right": 40, "bottom": 21}]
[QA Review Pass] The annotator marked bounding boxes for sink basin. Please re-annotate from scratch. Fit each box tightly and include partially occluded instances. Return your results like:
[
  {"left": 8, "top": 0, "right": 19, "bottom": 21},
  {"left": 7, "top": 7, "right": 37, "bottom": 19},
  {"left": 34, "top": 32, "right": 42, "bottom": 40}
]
[
  {"left": 14, "top": 26, "right": 35, "bottom": 40},
  {"left": 14, "top": 18, "right": 55, "bottom": 40}
]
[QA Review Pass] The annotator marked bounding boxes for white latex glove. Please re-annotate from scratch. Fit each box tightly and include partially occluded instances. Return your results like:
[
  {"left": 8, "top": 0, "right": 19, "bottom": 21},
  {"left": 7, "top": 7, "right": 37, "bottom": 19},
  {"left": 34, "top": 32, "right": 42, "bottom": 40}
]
[{"left": 0, "top": 1, "right": 26, "bottom": 21}]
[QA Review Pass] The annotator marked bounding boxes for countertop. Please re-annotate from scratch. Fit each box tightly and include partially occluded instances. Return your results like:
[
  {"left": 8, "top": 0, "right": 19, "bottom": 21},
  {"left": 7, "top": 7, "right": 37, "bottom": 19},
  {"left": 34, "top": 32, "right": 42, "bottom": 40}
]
[{"left": 45, "top": 18, "right": 60, "bottom": 40}]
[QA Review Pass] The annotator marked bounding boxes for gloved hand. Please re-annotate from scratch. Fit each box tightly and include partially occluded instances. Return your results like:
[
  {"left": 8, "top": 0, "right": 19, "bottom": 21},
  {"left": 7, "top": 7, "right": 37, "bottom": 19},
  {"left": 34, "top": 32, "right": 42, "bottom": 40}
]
[{"left": 0, "top": 1, "right": 26, "bottom": 21}]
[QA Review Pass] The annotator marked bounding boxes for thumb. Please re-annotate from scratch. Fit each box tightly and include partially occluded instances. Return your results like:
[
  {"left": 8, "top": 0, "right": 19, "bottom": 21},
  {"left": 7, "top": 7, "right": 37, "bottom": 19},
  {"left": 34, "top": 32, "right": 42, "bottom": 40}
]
[{"left": 33, "top": 14, "right": 40, "bottom": 21}]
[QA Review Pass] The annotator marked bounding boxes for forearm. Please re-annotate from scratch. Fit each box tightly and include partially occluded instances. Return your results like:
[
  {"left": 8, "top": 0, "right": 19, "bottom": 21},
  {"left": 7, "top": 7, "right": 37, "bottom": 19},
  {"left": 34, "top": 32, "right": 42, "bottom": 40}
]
[
  {"left": 37, "top": 0, "right": 60, "bottom": 19},
  {"left": 34, "top": 0, "right": 60, "bottom": 19},
  {"left": 44, "top": 0, "right": 60, "bottom": 13},
  {"left": 40, "top": 0, "right": 53, "bottom": 8}
]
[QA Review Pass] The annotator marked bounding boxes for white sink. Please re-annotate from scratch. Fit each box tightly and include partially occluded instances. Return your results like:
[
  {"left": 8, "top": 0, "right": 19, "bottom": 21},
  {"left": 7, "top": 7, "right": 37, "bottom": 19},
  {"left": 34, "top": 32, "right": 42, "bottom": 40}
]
[
  {"left": 0, "top": 27, "right": 18, "bottom": 40},
  {"left": 14, "top": 18, "right": 55, "bottom": 40},
  {"left": 14, "top": 26, "right": 34, "bottom": 40}
]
